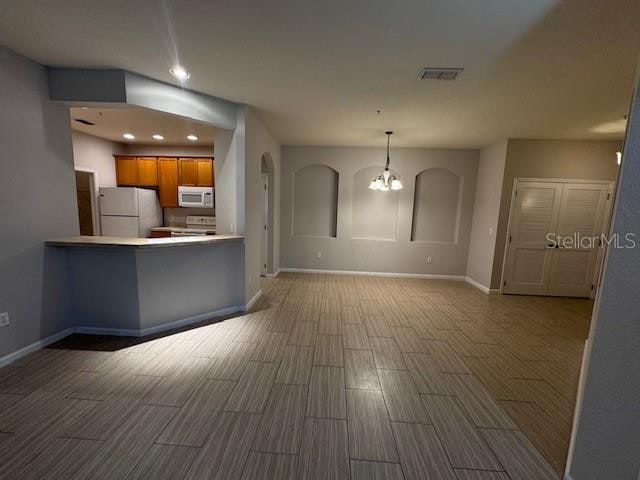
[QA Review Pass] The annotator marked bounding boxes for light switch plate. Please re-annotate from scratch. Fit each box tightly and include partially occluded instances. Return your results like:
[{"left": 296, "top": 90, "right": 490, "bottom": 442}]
[{"left": 0, "top": 312, "right": 9, "bottom": 328}]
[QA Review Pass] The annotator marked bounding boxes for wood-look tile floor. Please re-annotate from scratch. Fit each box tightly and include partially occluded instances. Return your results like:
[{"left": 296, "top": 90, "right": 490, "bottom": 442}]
[{"left": 0, "top": 273, "right": 592, "bottom": 479}]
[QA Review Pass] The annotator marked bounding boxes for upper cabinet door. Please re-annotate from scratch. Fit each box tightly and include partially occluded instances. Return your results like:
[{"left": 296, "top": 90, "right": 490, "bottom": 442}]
[
  {"left": 158, "top": 157, "right": 179, "bottom": 207},
  {"left": 179, "top": 158, "right": 198, "bottom": 186},
  {"left": 137, "top": 157, "right": 158, "bottom": 186},
  {"left": 196, "top": 158, "right": 213, "bottom": 187},
  {"left": 115, "top": 156, "right": 138, "bottom": 186}
]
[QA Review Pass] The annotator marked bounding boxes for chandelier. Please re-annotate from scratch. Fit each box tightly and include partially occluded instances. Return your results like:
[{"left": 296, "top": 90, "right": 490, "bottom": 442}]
[{"left": 369, "top": 131, "right": 403, "bottom": 191}]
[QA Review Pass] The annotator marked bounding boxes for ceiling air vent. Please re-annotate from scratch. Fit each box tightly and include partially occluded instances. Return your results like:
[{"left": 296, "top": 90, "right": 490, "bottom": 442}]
[
  {"left": 417, "top": 67, "right": 463, "bottom": 81},
  {"left": 74, "top": 118, "right": 95, "bottom": 126}
]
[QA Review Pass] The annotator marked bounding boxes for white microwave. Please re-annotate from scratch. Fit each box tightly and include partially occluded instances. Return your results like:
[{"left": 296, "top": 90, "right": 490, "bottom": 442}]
[{"left": 178, "top": 186, "right": 214, "bottom": 208}]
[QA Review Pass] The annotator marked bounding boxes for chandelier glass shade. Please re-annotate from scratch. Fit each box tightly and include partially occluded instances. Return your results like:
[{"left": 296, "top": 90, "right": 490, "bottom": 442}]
[{"left": 369, "top": 131, "right": 403, "bottom": 191}]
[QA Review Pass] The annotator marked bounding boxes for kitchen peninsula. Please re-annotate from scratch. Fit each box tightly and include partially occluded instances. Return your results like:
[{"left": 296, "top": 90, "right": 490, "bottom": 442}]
[{"left": 47, "top": 234, "right": 245, "bottom": 336}]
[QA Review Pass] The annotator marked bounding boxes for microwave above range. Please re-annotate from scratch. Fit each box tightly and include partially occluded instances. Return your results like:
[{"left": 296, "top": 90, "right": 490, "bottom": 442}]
[{"left": 178, "top": 186, "right": 214, "bottom": 208}]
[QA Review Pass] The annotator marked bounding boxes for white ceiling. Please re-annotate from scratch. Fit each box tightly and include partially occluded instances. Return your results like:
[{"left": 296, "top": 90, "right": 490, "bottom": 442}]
[
  {"left": 70, "top": 106, "right": 215, "bottom": 146},
  {"left": 1, "top": 0, "right": 638, "bottom": 148}
]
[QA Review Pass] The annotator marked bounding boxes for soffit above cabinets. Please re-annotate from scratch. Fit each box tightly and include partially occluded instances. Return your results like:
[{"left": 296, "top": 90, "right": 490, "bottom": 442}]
[{"left": 70, "top": 106, "right": 215, "bottom": 146}]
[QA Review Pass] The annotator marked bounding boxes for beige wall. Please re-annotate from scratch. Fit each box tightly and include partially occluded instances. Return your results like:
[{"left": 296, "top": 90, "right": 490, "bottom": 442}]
[
  {"left": 213, "top": 123, "right": 241, "bottom": 236},
  {"left": 244, "top": 107, "right": 281, "bottom": 300},
  {"left": 293, "top": 165, "right": 338, "bottom": 237},
  {"left": 490, "top": 139, "right": 621, "bottom": 289},
  {"left": 466, "top": 140, "right": 508, "bottom": 289},
  {"left": 280, "top": 146, "right": 478, "bottom": 276},
  {"left": 72, "top": 130, "right": 122, "bottom": 187}
]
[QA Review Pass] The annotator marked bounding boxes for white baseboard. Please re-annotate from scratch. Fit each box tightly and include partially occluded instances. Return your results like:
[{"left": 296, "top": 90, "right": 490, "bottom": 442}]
[
  {"left": 464, "top": 276, "right": 502, "bottom": 295},
  {"left": 0, "top": 328, "right": 74, "bottom": 368},
  {"left": 465, "top": 276, "right": 490, "bottom": 293},
  {"left": 265, "top": 269, "right": 280, "bottom": 278},
  {"left": 245, "top": 289, "right": 263, "bottom": 311},
  {"left": 74, "top": 305, "right": 245, "bottom": 338},
  {"left": 280, "top": 267, "right": 465, "bottom": 281},
  {"left": 74, "top": 326, "right": 145, "bottom": 337}
]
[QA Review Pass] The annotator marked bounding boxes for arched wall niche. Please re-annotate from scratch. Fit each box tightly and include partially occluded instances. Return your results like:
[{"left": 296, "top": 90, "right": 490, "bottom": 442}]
[
  {"left": 292, "top": 164, "right": 339, "bottom": 237},
  {"left": 411, "top": 167, "right": 462, "bottom": 243}
]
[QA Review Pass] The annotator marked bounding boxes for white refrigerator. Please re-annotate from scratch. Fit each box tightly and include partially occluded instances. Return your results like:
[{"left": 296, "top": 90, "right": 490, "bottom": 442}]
[{"left": 99, "top": 187, "right": 162, "bottom": 238}]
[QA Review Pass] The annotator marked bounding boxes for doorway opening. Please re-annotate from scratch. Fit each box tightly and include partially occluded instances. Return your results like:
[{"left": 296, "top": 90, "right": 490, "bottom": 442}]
[
  {"left": 75, "top": 169, "right": 99, "bottom": 236},
  {"left": 261, "top": 153, "right": 275, "bottom": 276}
]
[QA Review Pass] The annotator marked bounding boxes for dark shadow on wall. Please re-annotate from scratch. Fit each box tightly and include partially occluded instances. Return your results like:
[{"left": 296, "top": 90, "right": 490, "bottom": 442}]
[
  {"left": 0, "top": 48, "right": 78, "bottom": 359},
  {"left": 41, "top": 246, "right": 73, "bottom": 339},
  {"left": 0, "top": 245, "right": 71, "bottom": 358}
]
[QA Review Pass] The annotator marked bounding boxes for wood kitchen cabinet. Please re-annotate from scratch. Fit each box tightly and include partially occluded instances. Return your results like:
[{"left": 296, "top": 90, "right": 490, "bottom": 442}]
[
  {"left": 116, "top": 155, "right": 213, "bottom": 207},
  {"left": 115, "top": 156, "right": 139, "bottom": 186},
  {"left": 115, "top": 156, "right": 158, "bottom": 187},
  {"left": 136, "top": 157, "right": 158, "bottom": 186},
  {"left": 178, "top": 158, "right": 214, "bottom": 187},
  {"left": 150, "top": 230, "right": 172, "bottom": 238},
  {"left": 178, "top": 158, "right": 198, "bottom": 186},
  {"left": 196, "top": 158, "right": 214, "bottom": 186},
  {"left": 158, "top": 157, "right": 179, "bottom": 207}
]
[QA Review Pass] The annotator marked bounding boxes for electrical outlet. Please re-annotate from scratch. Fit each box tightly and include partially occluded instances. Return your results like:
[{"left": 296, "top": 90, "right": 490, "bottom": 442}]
[
  {"left": 488, "top": 227, "right": 494, "bottom": 235},
  {"left": 0, "top": 312, "right": 9, "bottom": 328},
  {"left": 427, "top": 257, "right": 432, "bottom": 264},
  {"left": 317, "top": 251, "right": 322, "bottom": 259}
]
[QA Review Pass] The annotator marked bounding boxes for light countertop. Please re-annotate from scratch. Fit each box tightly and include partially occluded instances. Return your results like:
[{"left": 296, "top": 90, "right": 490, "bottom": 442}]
[{"left": 46, "top": 235, "right": 244, "bottom": 249}]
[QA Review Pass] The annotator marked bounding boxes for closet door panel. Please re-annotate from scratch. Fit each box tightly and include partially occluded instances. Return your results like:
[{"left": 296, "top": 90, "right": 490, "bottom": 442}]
[
  {"left": 503, "top": 182, "right": 562, "bottom": 295},
  {"left": 547, "top": 183, "right": 609, "bottom": 297}
]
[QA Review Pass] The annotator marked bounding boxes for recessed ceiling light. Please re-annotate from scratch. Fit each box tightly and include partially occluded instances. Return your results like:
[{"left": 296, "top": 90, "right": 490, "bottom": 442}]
[
  {"left": 152, "top": 134, "right": 165, "bottom": 140},
  {"left": 187, "top": 134, "right": 198, "bottom": 141},
  {"left": 123, "top": 133, "right": 135, "bottom": 140},
  {"left": 170, "top": 65, "right": 190, "bottom": 81}
]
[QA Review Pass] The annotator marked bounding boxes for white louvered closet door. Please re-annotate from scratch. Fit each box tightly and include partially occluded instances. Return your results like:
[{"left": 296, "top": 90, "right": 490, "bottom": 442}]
[
  {"left": 503, "top": 182, "right": 563, "bottom": 295},
  {"left": 547, "top": 183, "right": 609, "bottom": 297}
]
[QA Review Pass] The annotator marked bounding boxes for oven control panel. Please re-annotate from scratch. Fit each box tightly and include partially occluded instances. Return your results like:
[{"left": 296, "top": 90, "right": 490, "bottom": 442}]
[{"left": 186, "top": 216, "right": 216, "bottom": 226}]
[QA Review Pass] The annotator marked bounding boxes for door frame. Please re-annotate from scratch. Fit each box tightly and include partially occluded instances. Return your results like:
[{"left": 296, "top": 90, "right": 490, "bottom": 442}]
[
  {"left": 589, "top": 182, "right": 615, "bottom": 299},
  {"left": 500, "top": 177, "right": 615, "bottom": 297},
  {"left": 261, "top": 173, "right": 269, "bottom": 277},
  {"left": 74, "top": 167, "right": 100, "bottom": 235}
]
